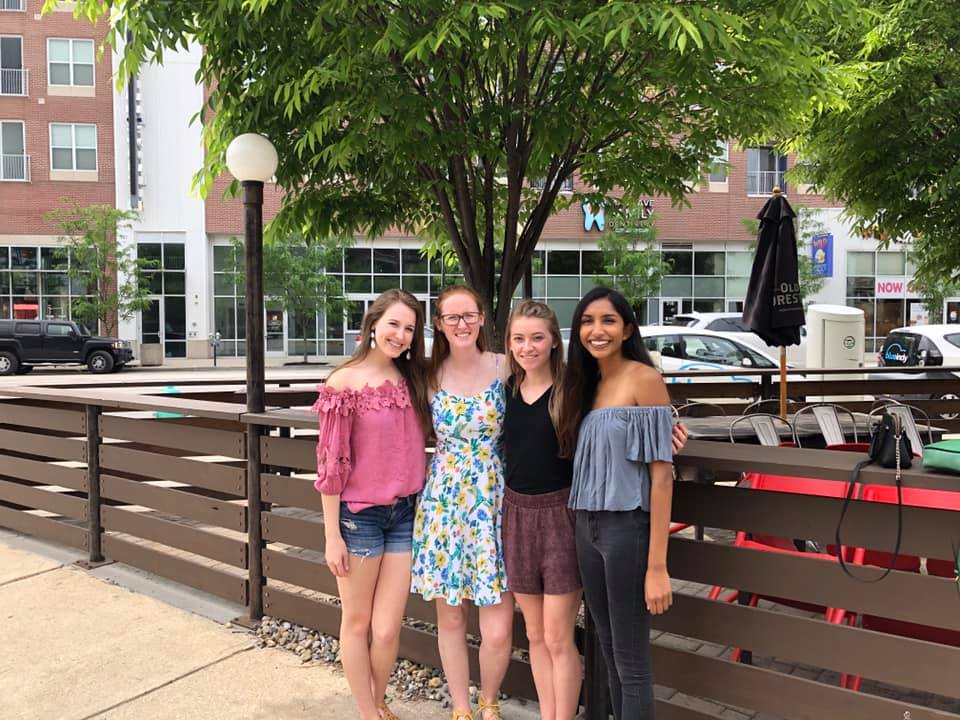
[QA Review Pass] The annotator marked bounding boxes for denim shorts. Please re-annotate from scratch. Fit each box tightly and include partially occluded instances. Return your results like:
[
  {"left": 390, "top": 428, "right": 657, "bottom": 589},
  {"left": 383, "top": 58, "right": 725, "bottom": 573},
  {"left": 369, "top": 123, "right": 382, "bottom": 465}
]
[{"left": 339, "top": 495, "right": 416, "bottom": 558}]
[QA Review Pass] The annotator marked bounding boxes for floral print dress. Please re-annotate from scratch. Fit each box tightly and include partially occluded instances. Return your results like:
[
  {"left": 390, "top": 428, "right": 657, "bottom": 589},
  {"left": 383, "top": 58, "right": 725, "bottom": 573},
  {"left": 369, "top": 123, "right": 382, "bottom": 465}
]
[{"left": 411, "top": 379, "right": 508, "bottom": 606}]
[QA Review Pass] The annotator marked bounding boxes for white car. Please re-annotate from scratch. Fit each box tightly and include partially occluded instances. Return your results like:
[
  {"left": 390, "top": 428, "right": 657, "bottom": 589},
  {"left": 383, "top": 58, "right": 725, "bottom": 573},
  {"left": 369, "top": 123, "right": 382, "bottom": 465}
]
[
  {"left": 670, "top": 312, "right": 806, "bottom": 366},
  {"left": 875, "top": 325, "right": 960, "bottom": 418},
  {"left": 637, "top": 325, "right": 779, "bottom": 383}
]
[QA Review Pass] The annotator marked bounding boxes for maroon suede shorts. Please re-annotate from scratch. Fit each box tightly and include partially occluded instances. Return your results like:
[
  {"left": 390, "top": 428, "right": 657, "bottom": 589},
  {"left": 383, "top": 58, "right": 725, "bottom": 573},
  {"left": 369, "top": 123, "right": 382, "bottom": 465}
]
[{"left": 502, "top": 486, "right": 581, "bottom": 595}]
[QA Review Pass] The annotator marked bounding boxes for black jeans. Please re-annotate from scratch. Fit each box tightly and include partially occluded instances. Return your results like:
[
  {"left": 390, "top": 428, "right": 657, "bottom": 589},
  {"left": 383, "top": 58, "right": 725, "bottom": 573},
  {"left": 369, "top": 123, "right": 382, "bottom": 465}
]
[{"left": 575, "top": 508, "right": 654, "bottom": 719}]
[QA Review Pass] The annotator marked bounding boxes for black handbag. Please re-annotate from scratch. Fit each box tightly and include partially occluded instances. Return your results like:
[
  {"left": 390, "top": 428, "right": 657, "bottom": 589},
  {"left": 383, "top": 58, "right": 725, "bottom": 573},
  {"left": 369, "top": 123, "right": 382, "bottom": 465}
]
[{"left": 835, "top": 412, "right": 910, "bottom": 582}]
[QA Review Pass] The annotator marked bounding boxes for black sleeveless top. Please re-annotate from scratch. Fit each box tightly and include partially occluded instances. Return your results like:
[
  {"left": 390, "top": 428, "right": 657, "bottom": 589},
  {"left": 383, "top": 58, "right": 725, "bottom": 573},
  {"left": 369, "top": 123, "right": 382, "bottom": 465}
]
[{"left": 503, "top": 378, "right": 574, "bottom": 495}]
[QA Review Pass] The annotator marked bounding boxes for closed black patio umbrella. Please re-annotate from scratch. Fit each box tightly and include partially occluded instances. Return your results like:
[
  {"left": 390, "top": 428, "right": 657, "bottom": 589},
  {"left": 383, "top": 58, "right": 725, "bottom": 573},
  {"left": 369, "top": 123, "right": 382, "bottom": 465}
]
[{"left": 742, "top": 187, "right": 805, "bottom": 417}]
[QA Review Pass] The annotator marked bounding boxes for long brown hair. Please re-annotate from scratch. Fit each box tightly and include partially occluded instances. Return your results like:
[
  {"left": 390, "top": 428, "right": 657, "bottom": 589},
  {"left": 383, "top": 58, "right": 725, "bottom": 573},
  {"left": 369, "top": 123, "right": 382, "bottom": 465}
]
[
  {"left": 429, "top": 284, "right": 488, "bottom": 389},
  {"left": 506, "top": 300, "right": 564, "bottom": 432},
  {"left": 336, "top": 288, "right": 431, "bottom": 431},
  {"left": 557, "top": 287, "right": 654, "bottom": 458}
]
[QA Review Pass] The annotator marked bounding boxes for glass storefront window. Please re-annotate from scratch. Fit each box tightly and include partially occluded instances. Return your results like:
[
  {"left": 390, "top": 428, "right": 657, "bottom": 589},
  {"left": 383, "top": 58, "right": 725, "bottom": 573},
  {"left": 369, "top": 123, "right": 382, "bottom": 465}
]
[
  {"left": 726, "top": 251, "right": 753, "bottom": 276},
  {"left": 876, "top": 299, "right": 905, "bottom": 339},
  {"left": 694, "top": 251, "right": 724, "bottom": 276},
  {"left": 41, "top": 272, "right": 68, "bottom": 295},
  {"left": 43, "top": 297, "right": 69, "bottom": 320},
  {"left": 401, "top": 249, "right": 428, "bottom": 274},
  {"left": 550, "top": 299, "right": 578, "bottom": 327},
  {"left": 0, "top": 272, "right": 9, "bottom": 294},
  {"left": 214, "top": 273, "right": 237, "bottom": 295},
  {"left": 373, "top": 249, "right": 400, "bottom": 274},
  {"left": 374, "top": 274, "right": 401, "bottom": 293},
  {"left": 847, "top": 251, "right": 875, "bottom": 275},
  {"left": 345, "top": 248, "right": 371, "bottom": 273},
  {"left": 0, "top": 248, "right": 8, "bottom": 270},
  {"left": 11, "top": 271, "right": 37, "bottom": 294},
  {"left": 213, "top": 245, "right": 239, "bottom": 272},
  {"left": 581, "top": 251, "right": 604, "bottom": 275},
  {"left": 138, "top": 243, "right": 162, "bottom": 264},
  {"left": 345, "top": 275, "right": 372, "bottom": 293},
  {"left": 663, "top": 250, "right": 692, "bottom": 274},
  {"left": 547, "top": 276, "right": 580, "bottom": 296},
  {"left": 661, "top": 276, "right": 692, "bottom": 296},
  {"left": 877, "top": 251, "right": 906, "bottom": 276},
  {"left": 13, "top": 296, "right": 39, "bottom": 320},
  {"left": 11, "top": 247, "right": 37, "bottom": 269},
  {"left": 547, "top": 251, "right": 579, "bottom": 275},
  {"left": 530, "top": 251, "right": 545, "bottom": 274},
  {"left": 845, "top": 277, "right": 874, "bottom": 298},
  {"left": 164, "top": 272, "right": 186, "bottom": 295},
  {"left": 41, "top": 247, "right": 68, "bottom": 270},
  {"left": 694, "top": 277, "right": 724, "bottom": 297},
  {"left": 402, "top": 275, "right": 428, "bottom": 293},
  {"left": 726, "top": 277, "right": 748, "bottom": 297},
  {"left": 214, "top": 297, "right": 237, "bottom": 339}
]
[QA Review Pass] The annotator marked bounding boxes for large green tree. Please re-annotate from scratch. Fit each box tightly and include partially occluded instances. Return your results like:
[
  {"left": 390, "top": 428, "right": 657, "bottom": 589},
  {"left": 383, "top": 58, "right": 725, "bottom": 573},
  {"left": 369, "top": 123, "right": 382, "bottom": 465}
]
[
  {"left": 794, "top": 0, "right": 960, "bottom": 290},
  {"left": 598, "top": 206, "right": 671, "bottom": 321},
  {"left": 65, "top": 0, "right": 863, "bottom": 342}
]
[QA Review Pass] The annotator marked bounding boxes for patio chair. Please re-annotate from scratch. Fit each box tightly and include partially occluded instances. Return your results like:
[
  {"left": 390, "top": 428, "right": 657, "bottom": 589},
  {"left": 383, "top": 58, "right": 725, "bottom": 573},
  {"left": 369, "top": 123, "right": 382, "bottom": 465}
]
[
  {"left": 842, "top": 484, "right": 960, "bottom": 690},
  {"left": 729, "top": 413, "right": 794, "bottom": 447},
  {"left": 676, "top": 401, "right": 727, "bottom": 418},
  {"left": 707, "top": 472, "right": 857, "bottom": 668},
  {"left": 868, "top": 403, "right": 931, "bottom": 455},
  {"left": 792, "top": 403, "right": 859, "bottom": 448}
]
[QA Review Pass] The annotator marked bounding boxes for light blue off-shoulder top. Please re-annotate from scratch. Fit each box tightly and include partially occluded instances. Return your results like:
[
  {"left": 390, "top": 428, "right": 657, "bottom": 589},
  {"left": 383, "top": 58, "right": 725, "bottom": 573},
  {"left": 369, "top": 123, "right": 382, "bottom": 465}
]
[{"left": 568, "top": 405, "right": 674, "bottom": 512}]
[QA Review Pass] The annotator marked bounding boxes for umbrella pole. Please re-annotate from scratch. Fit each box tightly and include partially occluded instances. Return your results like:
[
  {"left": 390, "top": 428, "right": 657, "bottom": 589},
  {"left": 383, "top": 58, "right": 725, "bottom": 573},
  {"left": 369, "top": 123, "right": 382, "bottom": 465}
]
[{"left": 779, "top": 347, "right": 788, "bottom": 419}]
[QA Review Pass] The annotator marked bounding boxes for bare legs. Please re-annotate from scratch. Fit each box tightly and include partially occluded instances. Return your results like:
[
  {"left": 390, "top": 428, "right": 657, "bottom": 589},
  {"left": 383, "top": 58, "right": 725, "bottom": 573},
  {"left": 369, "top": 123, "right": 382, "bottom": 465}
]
[
  {"left": 338, "top": 552, "right": 412, "bottom": 720},
  {"left": 515, "top": 591, "right": 583, "bottom": 720},
  {"left": 435, "top": 593, "right": 515, "bottom": 718}
]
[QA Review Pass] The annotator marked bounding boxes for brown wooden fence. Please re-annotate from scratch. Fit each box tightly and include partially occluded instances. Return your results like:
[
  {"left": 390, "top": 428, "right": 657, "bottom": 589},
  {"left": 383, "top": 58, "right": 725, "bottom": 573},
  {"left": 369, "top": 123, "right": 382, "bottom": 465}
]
[{"left": 1, "top": 377, "right": 959, "bottom": 720}]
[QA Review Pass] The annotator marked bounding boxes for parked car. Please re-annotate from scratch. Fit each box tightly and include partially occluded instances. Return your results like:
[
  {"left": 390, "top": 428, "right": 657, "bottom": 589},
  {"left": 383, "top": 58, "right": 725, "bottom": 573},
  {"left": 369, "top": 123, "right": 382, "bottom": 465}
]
[
  {"left": 0, "top": 319, "right": 133, "bottom": 375},
  {"left": 670, "top": 311, "right": 806, "bottom": 366},
  {"left": 874, "top": 324, "right": 960, "bottom": 418},
  {"left": 638, "top": 325, "right": 779, "bottom": 382}
]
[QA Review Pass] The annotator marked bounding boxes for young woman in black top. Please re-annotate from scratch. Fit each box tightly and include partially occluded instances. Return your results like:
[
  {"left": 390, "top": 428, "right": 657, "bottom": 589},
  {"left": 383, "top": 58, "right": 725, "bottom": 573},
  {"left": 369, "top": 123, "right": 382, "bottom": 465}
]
[{"left": 502, "top": 300, "right": 582, "bottom": 720}]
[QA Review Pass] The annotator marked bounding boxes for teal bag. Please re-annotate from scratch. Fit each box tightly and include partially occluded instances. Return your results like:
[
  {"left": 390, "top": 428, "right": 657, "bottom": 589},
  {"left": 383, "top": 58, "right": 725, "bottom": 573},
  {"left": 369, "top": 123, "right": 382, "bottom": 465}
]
[{"left": 922, "top": 440, "right": 960, "bottom": 474}]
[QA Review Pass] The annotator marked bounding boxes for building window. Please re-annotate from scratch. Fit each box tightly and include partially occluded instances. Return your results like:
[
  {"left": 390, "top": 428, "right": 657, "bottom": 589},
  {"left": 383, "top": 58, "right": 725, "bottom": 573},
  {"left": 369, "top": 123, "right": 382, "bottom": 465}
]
[
  {"left": 138, "top": 240, "right": 186, "bottom": 358},
  {"left": 0, "top": 245, "right": 90, "bottom": 322},
  {"left": 531, "top": 175, "right": 575, "bottom": 193},
  {"left": 50, "top": 123, "right": 97, "bottom": 171},
  {"left": 1, "top": 35, "right": 27, "bottom": 95},
  {"left": 1, "top": 120, "right": 28, "bottom": 181},
  {"left": 47, "top": 38, "right": 95, "bottom": 87},
  {"left": 746, "top": 146, "right": 787, "bottom": 195},
  {"left": 0, "top": 0, "right": 25, "bottom": 11},
  {"left": 708, "top": 141, "right": 728, "bottom": 184}
]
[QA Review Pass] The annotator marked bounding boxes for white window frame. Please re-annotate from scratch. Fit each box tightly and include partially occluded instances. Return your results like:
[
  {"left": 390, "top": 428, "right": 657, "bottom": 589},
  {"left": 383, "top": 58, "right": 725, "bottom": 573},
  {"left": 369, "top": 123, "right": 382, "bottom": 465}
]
[
  {"left": 746, "top": 146, "right": 788, "bottom": 196},
  {"left": 49, "top": 122, "right": 98, "bottom": 172},
  {"left": 0, "top": 119, "right": 28, "bottom": 181},
  {"left": 47, "top": 37, "right": 95, "bottom": 88},
  {"left": 0, "top": 0, "right": 25, "bottom": 11}
]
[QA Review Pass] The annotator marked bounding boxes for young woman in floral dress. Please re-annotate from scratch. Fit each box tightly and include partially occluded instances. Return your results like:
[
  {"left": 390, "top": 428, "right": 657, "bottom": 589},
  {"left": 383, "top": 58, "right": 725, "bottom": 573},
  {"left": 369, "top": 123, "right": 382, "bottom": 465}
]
[{"left": 410, "top": 285, "right": 512, "bottom": 720}]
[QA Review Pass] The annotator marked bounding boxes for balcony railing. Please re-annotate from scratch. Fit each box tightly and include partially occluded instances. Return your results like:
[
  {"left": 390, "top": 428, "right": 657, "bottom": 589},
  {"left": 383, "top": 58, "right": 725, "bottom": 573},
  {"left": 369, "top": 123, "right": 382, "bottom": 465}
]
[
  {"left": 0, "top": 153, "right": 30, "bottom": 181},
  {"left": 747, "top": 170, "right": 787, "bottom": 196},
  {"left": 0, "top": 68, "right": 28, "bottom": 96},
  {"left": 0, "top": 0, "right": 24, "bottom": 10}
]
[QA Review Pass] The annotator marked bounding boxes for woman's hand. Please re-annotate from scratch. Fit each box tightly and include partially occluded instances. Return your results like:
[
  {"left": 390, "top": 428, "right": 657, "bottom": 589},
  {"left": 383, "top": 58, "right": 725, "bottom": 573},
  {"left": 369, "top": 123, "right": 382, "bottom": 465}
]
[
  {"left": 671, "top": 422, "right": 689, "bottom": 454},
  {"left": 645, "top": 566, "right": 673, "bottom": 615},
  {"left": 325, "top": 534, "right": 351, "bottom": 577}
]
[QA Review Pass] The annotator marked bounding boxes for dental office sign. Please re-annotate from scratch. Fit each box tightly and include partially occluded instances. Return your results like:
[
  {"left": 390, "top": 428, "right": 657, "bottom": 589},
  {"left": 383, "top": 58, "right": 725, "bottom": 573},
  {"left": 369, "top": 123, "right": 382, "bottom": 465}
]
[
  {"left": 875, "top": 277, "right": 920, "bottom": 298},
  {"left": 582, "top": 199, "right": 654, "bottom": 232}
]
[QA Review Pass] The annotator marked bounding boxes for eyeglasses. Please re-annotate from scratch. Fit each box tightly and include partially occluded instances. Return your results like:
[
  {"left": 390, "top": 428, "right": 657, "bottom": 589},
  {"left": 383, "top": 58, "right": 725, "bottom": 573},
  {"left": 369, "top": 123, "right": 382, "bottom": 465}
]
[{"left": 439, "top": 312, "right": 482, "bottom": 327}]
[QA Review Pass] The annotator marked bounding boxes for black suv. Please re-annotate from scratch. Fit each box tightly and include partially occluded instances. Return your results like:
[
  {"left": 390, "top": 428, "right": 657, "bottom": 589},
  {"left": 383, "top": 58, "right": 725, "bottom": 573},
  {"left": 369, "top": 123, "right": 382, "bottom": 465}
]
[{"left": 0, "top": 320, "right": 134, "bottom": 375}]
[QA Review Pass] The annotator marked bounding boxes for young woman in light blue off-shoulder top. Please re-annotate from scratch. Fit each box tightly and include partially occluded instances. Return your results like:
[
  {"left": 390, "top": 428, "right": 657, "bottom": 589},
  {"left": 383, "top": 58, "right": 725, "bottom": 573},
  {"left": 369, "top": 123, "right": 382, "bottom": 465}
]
[{"left": 557, "top": 287, "right": 676, "bottom": 720}]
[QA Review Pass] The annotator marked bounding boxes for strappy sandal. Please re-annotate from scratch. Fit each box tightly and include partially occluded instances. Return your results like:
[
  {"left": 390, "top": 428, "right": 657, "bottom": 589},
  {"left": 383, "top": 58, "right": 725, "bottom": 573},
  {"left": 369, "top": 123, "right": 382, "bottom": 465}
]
[
  {"left": 451, "top": 710, "right": 474, "bottom": 720},
  {"left": 477, "top": 697, "right": 502, "bottom": 720},
  {"left": 377, "top": 703, "right": 400, "bottom": 720}
]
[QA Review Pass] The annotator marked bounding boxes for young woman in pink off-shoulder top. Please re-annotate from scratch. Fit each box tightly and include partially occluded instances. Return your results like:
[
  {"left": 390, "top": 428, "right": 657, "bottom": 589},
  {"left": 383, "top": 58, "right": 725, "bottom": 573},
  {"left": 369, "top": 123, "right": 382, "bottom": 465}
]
[{"left": 312, "top": 289, "right": 432, "bottom": 720}]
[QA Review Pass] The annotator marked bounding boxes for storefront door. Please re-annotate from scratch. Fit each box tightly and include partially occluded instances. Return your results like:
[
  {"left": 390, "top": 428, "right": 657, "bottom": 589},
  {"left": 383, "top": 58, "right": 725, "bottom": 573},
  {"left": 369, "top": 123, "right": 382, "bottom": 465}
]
[{"left": 265, "top": 303, "right": 286, "bottom": 355}]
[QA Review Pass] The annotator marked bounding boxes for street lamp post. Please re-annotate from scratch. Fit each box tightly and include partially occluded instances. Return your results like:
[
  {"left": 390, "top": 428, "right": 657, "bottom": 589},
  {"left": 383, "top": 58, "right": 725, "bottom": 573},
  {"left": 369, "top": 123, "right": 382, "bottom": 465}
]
[{"left": 226, "top": 132, "right": 278, "bottom": 621}]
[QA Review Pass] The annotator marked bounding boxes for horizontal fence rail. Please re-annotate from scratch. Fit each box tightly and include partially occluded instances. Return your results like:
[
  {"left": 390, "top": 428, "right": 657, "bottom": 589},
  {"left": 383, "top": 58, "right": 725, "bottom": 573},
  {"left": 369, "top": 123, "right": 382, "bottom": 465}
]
[{"left": 0, "top": 375, "right": 958, "bottom": 720}]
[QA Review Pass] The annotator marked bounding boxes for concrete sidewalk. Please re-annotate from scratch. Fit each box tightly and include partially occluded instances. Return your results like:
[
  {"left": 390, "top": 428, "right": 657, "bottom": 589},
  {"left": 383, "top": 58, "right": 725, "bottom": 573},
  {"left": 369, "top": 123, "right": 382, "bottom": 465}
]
[{"left": 0, "top": 532, "right": 452, "bottom": 720}]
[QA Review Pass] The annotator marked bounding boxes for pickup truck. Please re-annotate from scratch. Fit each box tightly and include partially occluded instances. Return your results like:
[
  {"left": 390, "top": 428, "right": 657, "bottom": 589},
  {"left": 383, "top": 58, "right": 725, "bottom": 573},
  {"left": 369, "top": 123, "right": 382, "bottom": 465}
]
[{"left": 0, "top": 319, "right": 134, "bottom": 375}]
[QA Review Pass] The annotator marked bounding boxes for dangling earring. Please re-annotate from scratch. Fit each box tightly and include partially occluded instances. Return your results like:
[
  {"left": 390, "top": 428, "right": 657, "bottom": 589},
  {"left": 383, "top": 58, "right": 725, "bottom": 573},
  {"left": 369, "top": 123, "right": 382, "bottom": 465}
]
[
  {"left": 369, "top": 331, "right": 376, "bottom": 349},
  {"left": 405, "top": 349, "right": 411, "bottom": 360}
]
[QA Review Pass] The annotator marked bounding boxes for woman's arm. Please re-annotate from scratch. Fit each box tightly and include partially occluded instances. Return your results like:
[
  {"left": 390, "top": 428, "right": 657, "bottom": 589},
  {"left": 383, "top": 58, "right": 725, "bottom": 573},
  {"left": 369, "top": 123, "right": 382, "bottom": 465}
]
[
  {"left": 321, "top": 493, "right": 350, "bottom": 577},
  {"left": 645, "top": 460, "right": 674, "bottom": 614}
]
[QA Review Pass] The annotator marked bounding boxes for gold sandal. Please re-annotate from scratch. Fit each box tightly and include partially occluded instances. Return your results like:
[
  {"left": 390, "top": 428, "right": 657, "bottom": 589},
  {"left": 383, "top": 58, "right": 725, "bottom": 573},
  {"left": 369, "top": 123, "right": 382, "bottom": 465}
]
[
  {"left": 451, "top": 710, "right": 474, "bottom": 720},
  {"left": 378, "top": 704, "right": 400, "bottom": 720},
  {"left": 478, "top": 697, "right": 502, "bottom": 720}
]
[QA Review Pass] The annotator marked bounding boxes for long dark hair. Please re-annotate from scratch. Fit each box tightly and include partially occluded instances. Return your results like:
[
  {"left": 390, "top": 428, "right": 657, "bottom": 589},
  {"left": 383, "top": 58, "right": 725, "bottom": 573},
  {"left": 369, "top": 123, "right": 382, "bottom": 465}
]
[
  {"left": 335, "top": 288, "right": 432, "bottom": 432},
  {"left": 429, "top": 284, "right": 488, "bottom": 389},
  {"left": 557, "top": 287, "right": 654, "bottom": 457}
]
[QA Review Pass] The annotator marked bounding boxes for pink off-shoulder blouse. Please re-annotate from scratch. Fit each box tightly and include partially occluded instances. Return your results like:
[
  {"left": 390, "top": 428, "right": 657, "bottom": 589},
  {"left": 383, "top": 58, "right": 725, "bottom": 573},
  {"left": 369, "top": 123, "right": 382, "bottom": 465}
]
[{"left": 311, "top": 378, "right": 427, "bottom": 513}]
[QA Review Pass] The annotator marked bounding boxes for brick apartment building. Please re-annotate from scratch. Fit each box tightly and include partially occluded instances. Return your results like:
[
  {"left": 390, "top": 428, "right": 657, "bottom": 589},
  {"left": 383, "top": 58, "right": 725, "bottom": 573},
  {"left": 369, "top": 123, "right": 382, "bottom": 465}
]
[
  {"left": 1, "top": 0, "right": 115, "bottom": 325},
  {"left": 2, "top": 15, "right": 951, "bottom": 360}
]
